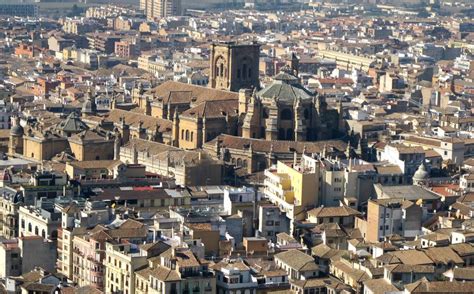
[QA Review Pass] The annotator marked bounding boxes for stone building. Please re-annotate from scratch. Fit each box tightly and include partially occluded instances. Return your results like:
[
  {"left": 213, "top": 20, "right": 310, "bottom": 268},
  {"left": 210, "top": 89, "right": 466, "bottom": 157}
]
[
  {"left": 125, "top": 46, "right": 343, "bottom": 153},
  {"left": 203, "top": 134, "right": 346, "bottom": 173},
  {"left": 239, "top": 68, "right": 343, "bottom": 141},
  {"left": 210, "top": 41, "right": 261, "bottom": 92},
  {"left": 119, "top": 138, "right": 223, "bottom": 186},
  {"left": 11, "top": 112, "right": 118, "bottom": 162}
]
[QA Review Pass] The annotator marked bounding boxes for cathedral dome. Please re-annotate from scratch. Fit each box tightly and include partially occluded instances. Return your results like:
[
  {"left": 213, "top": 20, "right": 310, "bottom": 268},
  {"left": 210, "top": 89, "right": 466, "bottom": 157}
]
[
  {"left": 10, "top": 124, "right": 24, "bottom": 136},
  {"left": 257, "top": 69, "right": 313, "bottom": 103}
]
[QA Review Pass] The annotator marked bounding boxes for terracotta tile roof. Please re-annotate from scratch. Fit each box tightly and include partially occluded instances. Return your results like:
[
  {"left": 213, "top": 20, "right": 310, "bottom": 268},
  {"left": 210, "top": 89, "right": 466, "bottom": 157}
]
[
  {"left": 384, "top": 264, "right": 434, "bottom": 274},
  {"left": 106, "top": 109, "right": 172, "bottom": 133},
  {"left": 275, "top": 249, "right": 317, "bottom": 271},
  {"left": 423, "top": 247, "right": 464, "bottom": 265},
  {"left": 180, "top": 99, "right": 238, "bottom": 119},
  {"left": 149, "top": 81, "right": 238, "bottom": 104},
  {"left": 450, "top": 243, "right": 474, "bottom": 257},
  {"left": 405, "top": 277, "right": 474, "bottom": 293},
  {"left": 311, "top": 243, "right": 346, "bottom": 260},
  {"left": 363, "top": 278, "right": 399, "bottom": 294},
  {"left": 389, "top": 250, "right": 433, "bottom": 265},
  {"left": 148, "top": 265, "right": 181, "bottom": 282},
  {"left": 206, "top": 134, "right": 346, "bottom": 154},
  {"left": 453, "top": 267, "right": 474, "bottom": 280},
  {"left": 307, "top": 205, "right": 361, "bottom": 218},
  {"left": 331, "top": 260, "right": 370, "bottom": 282}
]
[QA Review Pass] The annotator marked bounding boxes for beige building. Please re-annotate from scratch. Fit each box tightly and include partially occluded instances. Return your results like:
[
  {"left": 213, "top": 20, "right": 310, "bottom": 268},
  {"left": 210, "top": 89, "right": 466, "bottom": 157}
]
[
  {"left": 11, "top": 112, "right": 117, "bottom": 162},
  {"left": 135, "top": 247, "right": 216, "bottom": 294},
  {"left": 119, "top": 138, "right": 223, "bottom": 186},
  {"left": 140, "top": 0, "right": 182, "bottom": 20}
]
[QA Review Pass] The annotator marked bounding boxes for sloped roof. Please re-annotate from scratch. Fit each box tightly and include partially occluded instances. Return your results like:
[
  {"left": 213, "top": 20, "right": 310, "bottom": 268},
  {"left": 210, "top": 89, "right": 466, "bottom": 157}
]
[
  {"left": 307, "top": 205, "right": 362, "bottom": 218},
  {"left": 149, "top": 80, "right": 238, "bottom": 104},
  {"left": 257, "top": 72, "right": 313, "bottom": 102},
  {"left": 275, "top": 249, "right": 316, "bottom": 271},
  {"left": 57, "top": 112, "right": 88, "bottom": 133},
  {"left": 180, "top": 99, "right": 238, "bottom": 119}
]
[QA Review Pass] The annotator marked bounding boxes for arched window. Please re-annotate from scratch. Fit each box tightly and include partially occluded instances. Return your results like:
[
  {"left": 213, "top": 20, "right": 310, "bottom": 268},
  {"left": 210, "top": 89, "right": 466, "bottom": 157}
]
[
  {"left": 35, "top": 226, "right": 39, "bottom": 235},
  {"left": 21, "top": 219, "right": 25, "bottom": 229},
  {"left": 237, "top": 158, "right": 242, "bottom": 167},
  {"left": 278, "top": 128, "right": 285, "bottom": 140},
  {"left": 185, "top": 130, "right": 189, "bottom": 141},
  {"left": 215, "top": 65, "right": 220, "bottom": 77},
  {"left": 243, "top": 64, "right": 248, "bottom": 80},
  {"left": 287, "top": 129, "right": 294, "bottom": 140},
  {"left": 41, "top": 229, "right": 46, "bottom": 238},
  {"left": 190, "top": 132, "right": 194, "bottom": 142},
  {"left": 28, "top": 223, "right": 32, "bottom": 232},
  {"left": 220, "top": 63, "right": 224, "bottom": 77},
  {"left": 181, "top": 130, "right": 184, "bottom": 140},
  {"left": 280, "top": 109, "right": 293, "bottom": 120},
  {"left": 304, "top": 108, "right": 310, "bottom": 120},
  {"left": 243, "top": 160, "right": 247, "bottom": 168},
  {"left": 231, "top": 158, "right": 236, "bottom": 165}
]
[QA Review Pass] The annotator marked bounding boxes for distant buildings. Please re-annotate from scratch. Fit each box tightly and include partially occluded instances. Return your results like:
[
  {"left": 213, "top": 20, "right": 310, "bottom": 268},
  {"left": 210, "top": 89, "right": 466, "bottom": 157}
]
[{"left": 140, "top": 0, "right": 182, "bottom": 20}]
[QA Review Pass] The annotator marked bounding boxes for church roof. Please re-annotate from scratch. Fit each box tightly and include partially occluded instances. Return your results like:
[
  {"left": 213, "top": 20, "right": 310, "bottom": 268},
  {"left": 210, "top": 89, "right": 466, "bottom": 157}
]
[
  {"left": 206, "top": 134, "right": 346, "bottom": 154},
  {"left": 57, "top": 112, "right": 89, "bottom": 134},
  {"left": 257, "top": 71, "right": 313, "bottom": 103},
  {"left": 106, "top": 109, "right": 172, "bottom": 133},
  {"left": 180, "top": 99, "right": 238, "bottom": 119},
  {"left": 149, "top": 81, "right": 238, "bottom": 104}
]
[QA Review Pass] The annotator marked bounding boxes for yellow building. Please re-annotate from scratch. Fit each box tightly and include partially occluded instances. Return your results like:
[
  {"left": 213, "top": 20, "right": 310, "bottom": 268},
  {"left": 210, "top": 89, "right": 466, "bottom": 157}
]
[
  {"left": 104, "top": 242, "right": 149, "bottom": 294},
  {"left": 11, "top": 112, "right": 119, "bottom": 162},
  {"left": 264, "top": 159, "right": 320, "bottom": 231}
]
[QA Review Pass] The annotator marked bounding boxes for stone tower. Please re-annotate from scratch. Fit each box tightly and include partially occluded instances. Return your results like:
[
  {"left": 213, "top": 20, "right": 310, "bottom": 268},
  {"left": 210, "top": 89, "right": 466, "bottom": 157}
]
[
  {"left": 82, "top": 88, "right": 97, "bottom": 117},
  {"left": 9, "top": 116, "right": 24, "bottom": 156},
  {"left": 286, "top": 52, "right": 299, "bottom": 77},
  {"left": 210, "top": 41, "right": 261, "bottom": 92}
]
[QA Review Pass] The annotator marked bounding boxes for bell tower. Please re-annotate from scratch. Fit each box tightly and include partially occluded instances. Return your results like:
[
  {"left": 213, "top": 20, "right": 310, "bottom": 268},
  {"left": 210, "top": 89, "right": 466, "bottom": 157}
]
[{"left": 210, "top": 41, "right": 261, "bottom": 92}]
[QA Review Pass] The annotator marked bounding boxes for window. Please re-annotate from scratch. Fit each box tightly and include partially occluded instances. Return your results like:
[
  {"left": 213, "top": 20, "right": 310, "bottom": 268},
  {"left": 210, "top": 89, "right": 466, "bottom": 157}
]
[{"left": 280, "top": 109, "right": 293, "bottom": 120}]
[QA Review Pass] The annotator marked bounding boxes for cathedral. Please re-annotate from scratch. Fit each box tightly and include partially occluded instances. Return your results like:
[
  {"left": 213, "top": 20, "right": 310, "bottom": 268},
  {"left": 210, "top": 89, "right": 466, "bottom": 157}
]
[
  {"left": 209, "top": 41, "right": 343, "bottom": 142},
  {"left": 124, "top": 42, "right": 344, "bottom": 152},
  {"left": 239, "top": 66, "right": 343, "bottom": 141}
]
